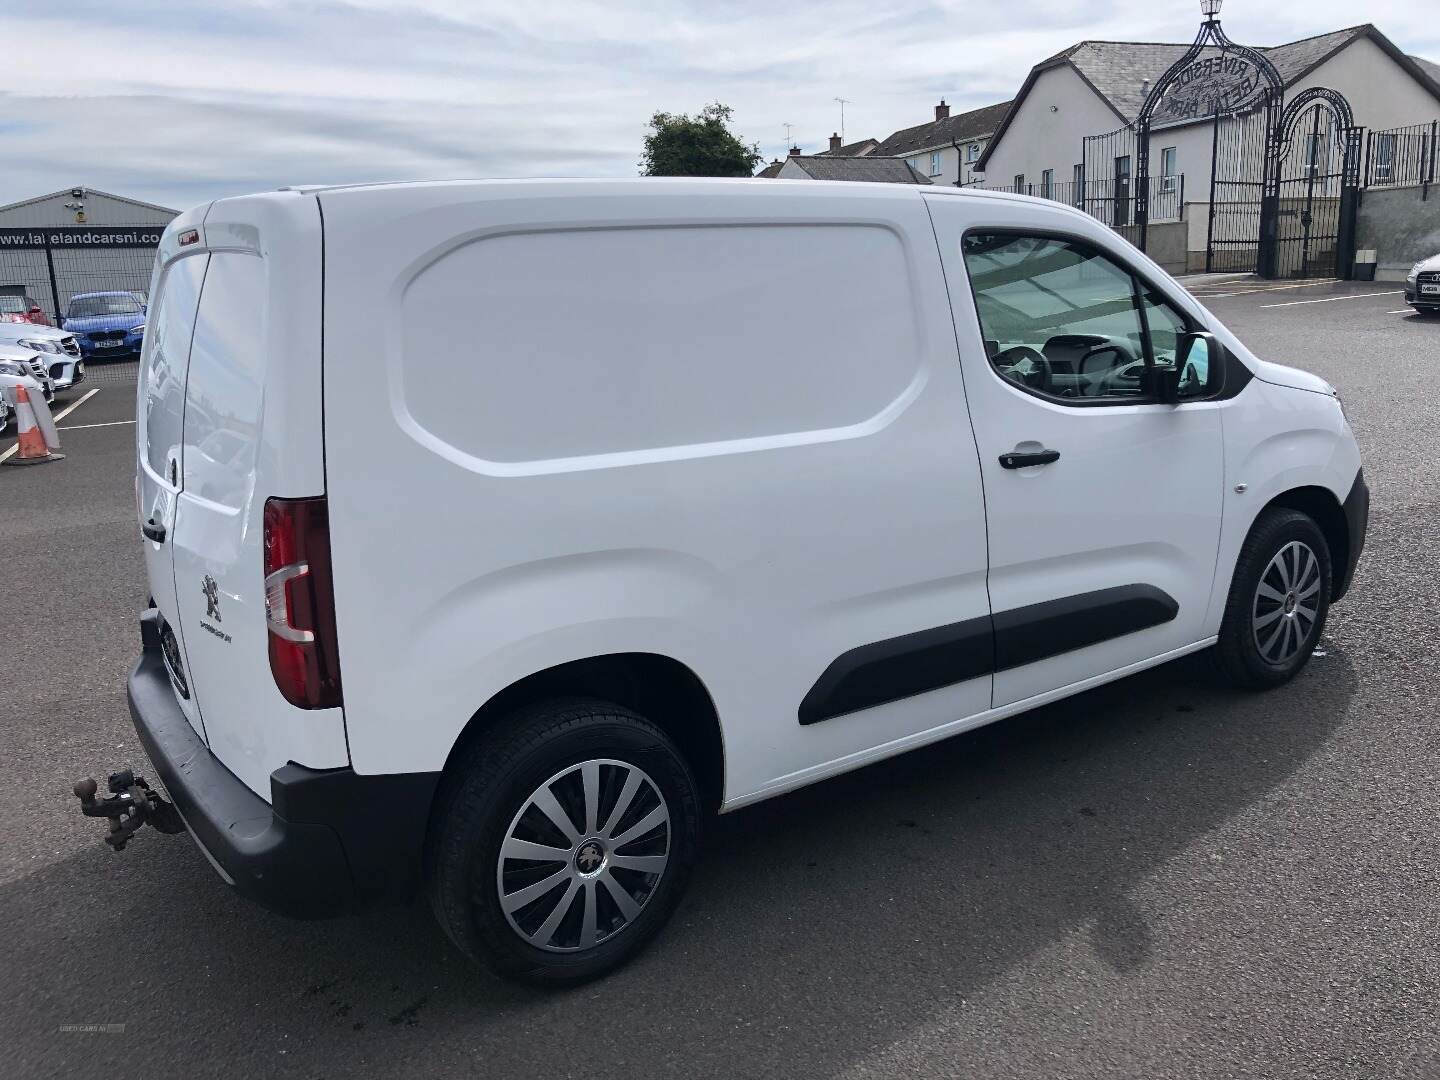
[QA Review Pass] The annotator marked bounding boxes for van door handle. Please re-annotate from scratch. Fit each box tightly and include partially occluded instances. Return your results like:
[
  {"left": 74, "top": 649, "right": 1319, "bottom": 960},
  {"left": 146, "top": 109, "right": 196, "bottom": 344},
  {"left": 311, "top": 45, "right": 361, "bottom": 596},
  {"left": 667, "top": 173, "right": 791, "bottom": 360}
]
[
  {"left": 142, "top": 518, "right": 167, "bottom": 543},
  {"left": 999, "top": 448, "right": 1060, "bottom": 469}
]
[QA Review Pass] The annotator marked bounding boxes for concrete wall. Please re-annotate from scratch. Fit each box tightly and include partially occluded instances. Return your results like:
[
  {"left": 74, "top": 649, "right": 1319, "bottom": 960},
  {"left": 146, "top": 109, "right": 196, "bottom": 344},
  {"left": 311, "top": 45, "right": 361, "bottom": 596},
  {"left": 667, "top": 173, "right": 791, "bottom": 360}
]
[
  {"left": 1143, "top": 220, "right": 1189, "bottom": 277},
  {"left": 1356, "top": 185, "right": 1440, "bottom": 280},
  {"left": 0, "top": 190, "right": 176, "bottom": 227}
]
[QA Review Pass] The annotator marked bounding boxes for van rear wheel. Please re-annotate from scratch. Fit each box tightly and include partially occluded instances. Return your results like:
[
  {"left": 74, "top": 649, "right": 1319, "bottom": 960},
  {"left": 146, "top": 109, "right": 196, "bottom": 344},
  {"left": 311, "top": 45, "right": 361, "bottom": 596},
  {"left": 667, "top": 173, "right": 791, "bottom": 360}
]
[
  {"left": 426, "top": 698, "right": 702, "bottom": 986},
  {"left": 1212, "top": 507, "right": 1332, "bottom": 690}
]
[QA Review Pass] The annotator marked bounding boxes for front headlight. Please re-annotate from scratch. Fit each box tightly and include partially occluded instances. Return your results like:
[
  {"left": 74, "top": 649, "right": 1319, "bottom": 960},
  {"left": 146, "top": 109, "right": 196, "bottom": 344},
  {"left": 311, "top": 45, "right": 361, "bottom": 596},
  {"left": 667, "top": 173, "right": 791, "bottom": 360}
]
[
  {"left": 1408, "top": 263, "right": 1422, "bottom": 284},
  {"left": 0, "top": 359, "right": 25, "bottom": 376},
  {"left": 131, "top": 324, "right": 146, "bottom": 336},
  {"left": 16, "top": 337, "right": 61, "bottom": 354}
]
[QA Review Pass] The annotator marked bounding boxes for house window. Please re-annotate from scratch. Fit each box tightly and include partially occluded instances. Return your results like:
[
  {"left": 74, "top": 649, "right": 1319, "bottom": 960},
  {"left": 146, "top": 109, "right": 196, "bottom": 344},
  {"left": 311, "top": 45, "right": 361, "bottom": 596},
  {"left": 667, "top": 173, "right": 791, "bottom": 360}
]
[
  {"left": 930, "top": 151, "right": 944, "bottom": 176},
  {"left": 1013, "top": 173, "right": 1025, "bottom": 193},
  {"left": 1160, "top": 146, "right": 1177, "bottom": 192},
  {"left": 1041, "top": 169, "right": 1054, "bottom": 199},
  {"left": 1373, "top": 133, "right": 1396, "bottom": 182},
  {"left": 908, "top": 157, "right": 922, "bottom": 172},
  {"left": 967, "top": 143, "right": 981, "bottom": 163},
  {"left": 1304, "top": 133, "right": 1327, "bottom": 175},
  {"left": 1073, "top": 163, "right": 1084, "bottom": 207}
]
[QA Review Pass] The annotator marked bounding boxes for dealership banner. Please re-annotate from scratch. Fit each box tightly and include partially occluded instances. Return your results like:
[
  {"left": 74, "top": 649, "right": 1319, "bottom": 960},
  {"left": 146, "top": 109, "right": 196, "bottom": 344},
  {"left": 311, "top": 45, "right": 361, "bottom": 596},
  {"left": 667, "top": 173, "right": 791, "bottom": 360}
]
[{"left": 0, "top": 226, "right": 165, "bottom": 249}]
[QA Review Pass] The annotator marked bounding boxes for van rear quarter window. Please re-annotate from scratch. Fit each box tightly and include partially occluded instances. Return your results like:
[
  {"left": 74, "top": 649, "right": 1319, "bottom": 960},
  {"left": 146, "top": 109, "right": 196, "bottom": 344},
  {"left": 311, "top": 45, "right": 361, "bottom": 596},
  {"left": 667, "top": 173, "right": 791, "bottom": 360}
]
[
  {"left": 181, "top": 253, "right": 266, "bottom": 506},
  {"left": 398, "top": 224, "right": 922, "bottom": 463},
  {"left": 141, "top": 253, "right": 208, "bottom": 481}
]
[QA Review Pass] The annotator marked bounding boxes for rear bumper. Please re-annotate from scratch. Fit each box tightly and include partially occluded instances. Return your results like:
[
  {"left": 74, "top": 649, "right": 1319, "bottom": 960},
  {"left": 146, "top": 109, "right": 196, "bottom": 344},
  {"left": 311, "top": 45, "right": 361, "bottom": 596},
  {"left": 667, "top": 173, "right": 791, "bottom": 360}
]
[
  {"left": 128, "top": 609, "right": 438, "bottom": 919},
  {"left": 1334, "top": 468, "right": 1369, "bottom": 603}
]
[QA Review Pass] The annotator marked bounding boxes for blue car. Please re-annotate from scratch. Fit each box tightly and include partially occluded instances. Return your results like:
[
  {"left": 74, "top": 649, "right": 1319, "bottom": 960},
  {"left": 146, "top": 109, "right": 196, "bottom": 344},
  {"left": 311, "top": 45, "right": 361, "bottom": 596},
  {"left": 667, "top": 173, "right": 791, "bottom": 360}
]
[{"left": 60, "top": 291, "right": 147, "bottom": 359}]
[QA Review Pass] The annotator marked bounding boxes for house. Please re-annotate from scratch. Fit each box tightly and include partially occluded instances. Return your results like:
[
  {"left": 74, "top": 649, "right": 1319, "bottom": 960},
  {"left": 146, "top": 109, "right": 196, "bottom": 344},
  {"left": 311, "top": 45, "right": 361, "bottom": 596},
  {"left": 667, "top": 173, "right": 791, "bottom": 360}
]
[
  {"left": 871, "top": 99, "right": 1014, "bottom": 187},
  {"left": 815, "top": 135, "right": 880, "bottom": 157},
  {"left": 774, "top": 152, "right": 932, "bottom": 184},
  {"left": 978, "top": 24, "right": 1440, "bottom": 204}
]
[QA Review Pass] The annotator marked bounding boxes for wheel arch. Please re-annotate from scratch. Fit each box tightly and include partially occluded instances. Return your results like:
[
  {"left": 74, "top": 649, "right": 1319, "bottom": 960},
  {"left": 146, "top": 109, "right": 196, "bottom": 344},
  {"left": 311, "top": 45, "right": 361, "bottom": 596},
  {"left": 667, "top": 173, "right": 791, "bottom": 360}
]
[
  {"left": 1263, "top": 485, "right": 1351, "bottom": 600},
  {"left": 437, "top": 652, "right": 726, "bottom": 815}
]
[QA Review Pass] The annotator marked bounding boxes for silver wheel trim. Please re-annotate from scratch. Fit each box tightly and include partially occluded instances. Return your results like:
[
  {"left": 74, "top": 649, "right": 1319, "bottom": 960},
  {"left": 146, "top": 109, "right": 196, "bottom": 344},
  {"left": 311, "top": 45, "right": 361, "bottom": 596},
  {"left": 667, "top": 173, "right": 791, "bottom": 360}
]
[
  {"left": 1252, "top": 540, "right": 1321, "bottom": 665},
  {"left": 496, "top": 758, "right": 670, "bottom": 953}
]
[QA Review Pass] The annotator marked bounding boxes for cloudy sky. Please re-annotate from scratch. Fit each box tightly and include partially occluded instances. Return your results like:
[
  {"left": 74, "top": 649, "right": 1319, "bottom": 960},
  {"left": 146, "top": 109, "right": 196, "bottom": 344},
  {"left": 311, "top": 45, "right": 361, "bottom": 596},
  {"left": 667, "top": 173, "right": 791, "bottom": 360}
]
[{"left": 3, "top": 0, "right": 1437, "bottom": 212}]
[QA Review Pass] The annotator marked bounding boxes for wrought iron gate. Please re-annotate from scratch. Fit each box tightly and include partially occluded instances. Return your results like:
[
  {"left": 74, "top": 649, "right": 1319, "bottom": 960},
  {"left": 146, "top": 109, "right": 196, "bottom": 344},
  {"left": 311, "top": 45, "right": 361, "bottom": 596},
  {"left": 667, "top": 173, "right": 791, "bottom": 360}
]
[
  {"left": 1266, "top": 89, "right": 1362, "bottom": 279},
  {"left": 1203, "top": 110, "right": 1270, "bottom": 272}
]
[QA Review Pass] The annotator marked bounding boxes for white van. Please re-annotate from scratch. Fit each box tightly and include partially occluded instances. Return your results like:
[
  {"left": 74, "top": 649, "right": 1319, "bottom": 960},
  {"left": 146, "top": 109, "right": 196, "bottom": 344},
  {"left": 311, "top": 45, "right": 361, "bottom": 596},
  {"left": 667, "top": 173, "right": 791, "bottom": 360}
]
[{"left": 117, "top": 179, "right": 1367, "bottom": 985}]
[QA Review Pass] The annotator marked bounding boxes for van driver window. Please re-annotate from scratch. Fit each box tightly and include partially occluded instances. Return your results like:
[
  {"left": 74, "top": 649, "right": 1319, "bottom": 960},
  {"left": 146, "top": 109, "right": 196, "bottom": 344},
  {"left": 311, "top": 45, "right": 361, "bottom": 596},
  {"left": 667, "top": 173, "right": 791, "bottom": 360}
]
[{"left": 963, "top": 233, "right": 1157, "bottom": 402}]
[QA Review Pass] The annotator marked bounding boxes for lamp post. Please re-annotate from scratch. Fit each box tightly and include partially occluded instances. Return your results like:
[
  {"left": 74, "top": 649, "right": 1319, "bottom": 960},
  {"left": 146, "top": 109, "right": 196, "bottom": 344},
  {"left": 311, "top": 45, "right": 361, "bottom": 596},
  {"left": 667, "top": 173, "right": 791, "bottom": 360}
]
[{"left": 1201, "top": 0, "right": 1222, "bottom": 21}]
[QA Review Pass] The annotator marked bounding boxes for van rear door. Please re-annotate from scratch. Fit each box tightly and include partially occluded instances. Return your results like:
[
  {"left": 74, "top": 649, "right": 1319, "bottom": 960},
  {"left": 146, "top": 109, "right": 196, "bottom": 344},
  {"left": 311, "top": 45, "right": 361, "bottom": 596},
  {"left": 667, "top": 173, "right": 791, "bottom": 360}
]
[
  {"left": 136, "top": 215, "right": 210, "bottom": 742},
  {"left": 165, "top": 194, "right": 349, "bottom": 801}
]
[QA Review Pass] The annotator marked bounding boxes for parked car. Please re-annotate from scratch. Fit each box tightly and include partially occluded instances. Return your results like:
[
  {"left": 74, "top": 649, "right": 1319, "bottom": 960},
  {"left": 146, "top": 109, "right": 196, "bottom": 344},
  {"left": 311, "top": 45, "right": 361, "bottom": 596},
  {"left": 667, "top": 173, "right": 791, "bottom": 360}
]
[
  {"left": 0, "top": 321, "right": 82, "bottom": 372},
  {"left": 60, "top": 291, "right": 146, "bottom": 358},
  {"left": 48, "top": 357, "right": 86, "bottom": 395},
  {"left": 116, "top": 181, "right": 1367, "bottom": 987},
  {"left": 0, "top": 344, "right": 56, "bottom": 404},
  {"left": 0, "top": 284, "right": 51, "bottom": 325},
  {"left": 1405, "top": 254, "right": 1440, "bottom": 315}
]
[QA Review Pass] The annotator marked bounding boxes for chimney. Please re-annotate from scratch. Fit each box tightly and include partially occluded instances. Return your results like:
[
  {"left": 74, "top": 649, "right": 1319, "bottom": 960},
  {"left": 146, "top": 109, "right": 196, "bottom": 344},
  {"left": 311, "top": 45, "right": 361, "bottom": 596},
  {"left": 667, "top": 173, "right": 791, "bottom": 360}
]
[
  {"left": 935, "top": 99, "right": 950, "bottom": 121},
  {"left": 788, "top": 145, "right": 802, "bottom": 157},
  {"left": 829, "top": 132, "right": 843, "bottom": 153}
]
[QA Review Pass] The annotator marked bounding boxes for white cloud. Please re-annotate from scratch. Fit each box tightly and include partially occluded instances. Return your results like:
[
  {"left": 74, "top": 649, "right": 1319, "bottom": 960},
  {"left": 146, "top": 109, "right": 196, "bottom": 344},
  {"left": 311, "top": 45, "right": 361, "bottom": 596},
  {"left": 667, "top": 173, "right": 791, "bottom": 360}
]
[{"left": 2, "top": 0, "right": 1436, "bottom": 211}]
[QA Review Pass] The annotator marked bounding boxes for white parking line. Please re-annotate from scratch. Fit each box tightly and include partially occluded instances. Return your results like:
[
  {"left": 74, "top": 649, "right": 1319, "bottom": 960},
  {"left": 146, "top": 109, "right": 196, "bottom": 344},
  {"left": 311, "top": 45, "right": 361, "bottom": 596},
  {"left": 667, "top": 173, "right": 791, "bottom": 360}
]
[
  {"left": 1193, "top": 279, "right": 1340, "bottom": 299},
  {"left": 1260, "top": 291, "right": 1401, "bottom": 309},
  {"left": 0, "top": 387, "right": 101, "bottom": 463},
  {"left": 58, "top": 419, "right": 134, "bottom": 431},
  {"left": 51, "top": 387, "right": 101, "bottom": 423}
]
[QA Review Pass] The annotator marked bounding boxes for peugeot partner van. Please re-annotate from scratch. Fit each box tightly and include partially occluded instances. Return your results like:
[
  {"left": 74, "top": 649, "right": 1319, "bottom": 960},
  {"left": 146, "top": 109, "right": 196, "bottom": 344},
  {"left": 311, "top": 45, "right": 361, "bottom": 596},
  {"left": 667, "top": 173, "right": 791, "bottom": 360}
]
[{"left": 118, "top": 179, "right": 1366, "bottom": 985}]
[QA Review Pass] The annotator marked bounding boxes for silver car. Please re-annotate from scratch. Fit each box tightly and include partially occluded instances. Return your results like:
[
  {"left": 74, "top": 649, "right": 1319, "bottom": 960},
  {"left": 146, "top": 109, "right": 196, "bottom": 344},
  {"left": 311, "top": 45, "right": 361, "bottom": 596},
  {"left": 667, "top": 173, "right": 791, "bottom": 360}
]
[{"left": 1406, "top": 254, "right": 1440, "bottom": 315}]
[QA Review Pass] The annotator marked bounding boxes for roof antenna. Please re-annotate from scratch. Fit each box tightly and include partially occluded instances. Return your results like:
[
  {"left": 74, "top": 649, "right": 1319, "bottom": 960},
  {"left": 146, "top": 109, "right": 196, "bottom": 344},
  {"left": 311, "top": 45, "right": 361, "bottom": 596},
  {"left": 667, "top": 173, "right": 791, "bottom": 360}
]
[
  {"left": 833, "top": 97, "right": 852, "bottom": 144},
  {"left": 783, "top": 122, "right": 796, "bottom": 155}
]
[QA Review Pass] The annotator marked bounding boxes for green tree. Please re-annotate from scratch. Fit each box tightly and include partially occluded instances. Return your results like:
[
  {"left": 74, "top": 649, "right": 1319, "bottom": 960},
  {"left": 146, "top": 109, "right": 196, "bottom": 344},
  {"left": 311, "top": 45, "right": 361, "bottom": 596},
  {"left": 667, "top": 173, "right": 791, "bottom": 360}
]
[{"left": 640, "top": 102, "right": 762, "bottom": 177}]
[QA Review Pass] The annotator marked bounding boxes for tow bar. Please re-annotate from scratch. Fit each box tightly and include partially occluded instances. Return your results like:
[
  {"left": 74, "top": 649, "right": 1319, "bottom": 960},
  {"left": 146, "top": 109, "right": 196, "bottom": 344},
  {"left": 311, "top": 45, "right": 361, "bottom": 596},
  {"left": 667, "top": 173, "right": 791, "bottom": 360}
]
[{"left": 73, "top": 770, "right": 187, "bottom": 850}]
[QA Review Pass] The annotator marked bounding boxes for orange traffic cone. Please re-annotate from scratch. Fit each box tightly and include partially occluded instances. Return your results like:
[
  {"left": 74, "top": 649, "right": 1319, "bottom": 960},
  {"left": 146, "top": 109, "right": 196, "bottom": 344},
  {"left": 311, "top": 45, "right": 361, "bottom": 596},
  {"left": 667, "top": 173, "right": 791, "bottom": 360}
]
[{"left": 4, "top": 383, "right": 64, "bottom": 466}]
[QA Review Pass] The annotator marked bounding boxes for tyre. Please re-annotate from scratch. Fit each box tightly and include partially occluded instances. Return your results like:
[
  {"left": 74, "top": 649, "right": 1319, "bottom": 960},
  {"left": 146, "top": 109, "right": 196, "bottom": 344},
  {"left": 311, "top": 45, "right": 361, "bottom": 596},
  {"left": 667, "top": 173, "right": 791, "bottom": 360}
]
[
  {"left": 1212, "top": 507, "right": 1331, "bottom": 690},
  {"left": 426, "top": 697, "right": 702, "bottom": 986}
]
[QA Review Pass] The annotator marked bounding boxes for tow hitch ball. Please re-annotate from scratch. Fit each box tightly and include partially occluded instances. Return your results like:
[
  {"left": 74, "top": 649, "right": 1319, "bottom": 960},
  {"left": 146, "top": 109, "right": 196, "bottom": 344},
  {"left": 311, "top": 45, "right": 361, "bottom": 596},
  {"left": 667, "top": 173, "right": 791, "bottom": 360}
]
[{"left": 73, "top": 770, "right": 186, "bottom": 850}]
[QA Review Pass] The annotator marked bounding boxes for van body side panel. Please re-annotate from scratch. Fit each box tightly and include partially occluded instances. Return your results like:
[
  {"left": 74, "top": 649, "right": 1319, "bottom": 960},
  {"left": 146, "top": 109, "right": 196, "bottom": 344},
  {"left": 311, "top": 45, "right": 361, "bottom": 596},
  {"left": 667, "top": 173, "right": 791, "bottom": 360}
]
[
  {"left": 167, "top": 193, "right": 347, "bottom": 800},
  {"left": 320, "top": 181, "right": 992, "bottom": 799}
]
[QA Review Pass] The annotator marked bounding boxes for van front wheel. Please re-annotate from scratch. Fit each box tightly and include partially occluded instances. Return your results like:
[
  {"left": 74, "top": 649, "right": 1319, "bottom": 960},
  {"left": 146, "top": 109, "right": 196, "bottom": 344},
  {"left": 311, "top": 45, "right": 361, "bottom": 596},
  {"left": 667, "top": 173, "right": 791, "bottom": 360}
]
[
  {"left": 426, "top": 698, "right": 702, "bottom": 986},
  {"left": 1213, "top": 507, "right": 1332, "bottom": 690}
]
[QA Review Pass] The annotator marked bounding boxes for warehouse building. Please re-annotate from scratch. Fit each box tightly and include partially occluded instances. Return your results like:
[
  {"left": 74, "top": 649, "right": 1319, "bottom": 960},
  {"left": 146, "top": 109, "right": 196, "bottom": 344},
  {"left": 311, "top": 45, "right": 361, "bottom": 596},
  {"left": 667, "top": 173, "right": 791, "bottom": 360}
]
[{"left": 0, "top": 187, "right": 177, "bottom": 322}]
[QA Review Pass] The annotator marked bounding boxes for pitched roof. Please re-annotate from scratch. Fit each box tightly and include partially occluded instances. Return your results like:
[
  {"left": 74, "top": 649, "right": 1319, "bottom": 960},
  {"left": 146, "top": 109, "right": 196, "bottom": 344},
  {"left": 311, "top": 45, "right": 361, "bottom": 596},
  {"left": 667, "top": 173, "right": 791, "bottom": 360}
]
[
  {"left": 873, "top": 100, "right": 1013, "bottom": 158},
  {"left": 782, "top": 156, "right": 933, "bottom": 184},
  {"left": 979, "top": 24, "right": 1440, "bottom": 169},
  {"left": 1410, "top": 54, "right": 1440, "bottom": 87},
  {"left": 815, "top": 138, "right": 880, "bottom": 158},
  {"left": 754, "top": 159, "right": 786, "bottom": 179},
  {"left": 0, "top": 185, "right": 178, "bottom": 216}
]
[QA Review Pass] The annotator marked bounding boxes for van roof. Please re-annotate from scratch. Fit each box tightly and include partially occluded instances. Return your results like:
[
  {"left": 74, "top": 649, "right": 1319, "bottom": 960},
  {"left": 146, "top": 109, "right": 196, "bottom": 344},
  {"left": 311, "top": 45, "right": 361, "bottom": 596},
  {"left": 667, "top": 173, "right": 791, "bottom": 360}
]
[{"left": 271, "top": 176, "right": 1053, "bottom": 211}]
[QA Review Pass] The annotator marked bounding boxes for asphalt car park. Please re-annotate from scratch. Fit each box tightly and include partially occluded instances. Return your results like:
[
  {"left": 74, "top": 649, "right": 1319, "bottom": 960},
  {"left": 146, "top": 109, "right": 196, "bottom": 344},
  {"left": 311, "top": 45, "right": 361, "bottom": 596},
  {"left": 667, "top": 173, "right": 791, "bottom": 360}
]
[{"left": 4, "top": 279, "right": 1438, "bottom": 1079}]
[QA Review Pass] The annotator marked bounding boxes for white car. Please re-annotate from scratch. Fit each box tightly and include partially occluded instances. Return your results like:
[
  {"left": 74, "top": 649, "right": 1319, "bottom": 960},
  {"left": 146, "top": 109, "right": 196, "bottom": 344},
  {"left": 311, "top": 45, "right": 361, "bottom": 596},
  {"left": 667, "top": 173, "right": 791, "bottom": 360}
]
[
  {"left": 0, "top": 343, "right": 57, "bottom": 404},
  {"left": 0, "top": 321, "right": 83, "bottom": 392},
  {"left": 113, "top": 180, "right": 1367, "bottom": 986}
]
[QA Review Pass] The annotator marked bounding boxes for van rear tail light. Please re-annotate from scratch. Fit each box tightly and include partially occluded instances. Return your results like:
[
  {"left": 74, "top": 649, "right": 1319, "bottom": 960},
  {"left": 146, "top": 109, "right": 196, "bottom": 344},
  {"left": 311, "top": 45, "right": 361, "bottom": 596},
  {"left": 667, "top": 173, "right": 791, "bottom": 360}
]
[{"left": 263, "top": 496, "right": 343, "bottom": 709}]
